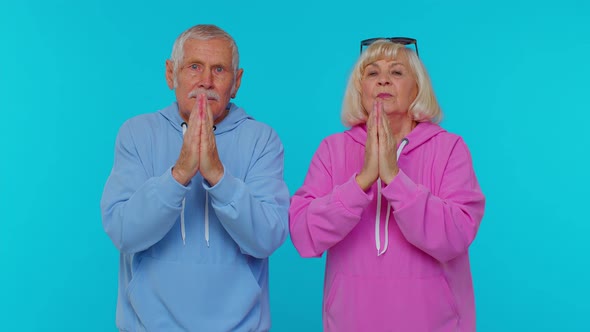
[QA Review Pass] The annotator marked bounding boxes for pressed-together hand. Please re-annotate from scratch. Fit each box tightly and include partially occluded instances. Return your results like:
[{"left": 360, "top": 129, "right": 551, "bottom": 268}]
[
  {"left": 173, "top": 94, "right": 224, "bottom": 186},
  {"left": 198, "top": 94, "right": 224, "bottom": 186},
  {"left": 376, "top": 100, "right": 399, "bottom": 185},
  {"left": 356, "top": 100, "right": 399, "bottom": 191}
]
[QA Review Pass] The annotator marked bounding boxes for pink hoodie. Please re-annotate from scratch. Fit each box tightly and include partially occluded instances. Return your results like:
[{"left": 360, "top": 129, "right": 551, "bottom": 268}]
[{"left": 289, "top": 122, "right": 485, "bottom": 332}]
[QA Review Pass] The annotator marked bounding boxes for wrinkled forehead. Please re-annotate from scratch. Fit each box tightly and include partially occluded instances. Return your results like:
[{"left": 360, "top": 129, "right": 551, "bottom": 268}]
[{"left": 182, "top": 38, "right": 233, "bottom": 63}]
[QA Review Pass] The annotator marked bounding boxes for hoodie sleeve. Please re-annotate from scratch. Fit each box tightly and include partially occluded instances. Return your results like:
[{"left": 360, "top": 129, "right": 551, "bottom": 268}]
[
  {"left": 289, "top": 140, "right": 373, "bottom": 258},
  {"left": 382, "top": 138, "right": 485, "bottom": 263},
  {"left": 100, "top": 121, "right": 188, "bottom": 254},
  {"left": 204, "top": 128, "right": 289, "bottom": 259}
]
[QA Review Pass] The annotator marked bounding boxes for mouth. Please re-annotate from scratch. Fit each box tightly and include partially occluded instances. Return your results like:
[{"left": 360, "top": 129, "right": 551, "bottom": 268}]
[{"left": 377, "top": 93, "right": 393, "bottom": 99}]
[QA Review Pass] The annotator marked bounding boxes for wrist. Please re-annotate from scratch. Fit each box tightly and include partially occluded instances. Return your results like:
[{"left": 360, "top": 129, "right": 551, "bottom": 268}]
[
  {"left": 355, "top": 173, "right": 373, "bottom": 192},
  {"left": 381, "top": 168, "right": 399, "bottom": 186},
  {"left": 204, "top": 165, "right": 224, "bottom": 187},
  {"left": 172, "top": 167, "right": 190, "bottom": 186}
]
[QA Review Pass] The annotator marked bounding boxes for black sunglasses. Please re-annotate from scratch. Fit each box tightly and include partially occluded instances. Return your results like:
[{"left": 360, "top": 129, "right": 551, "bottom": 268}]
[{"left": 360, "top": 37, "right": 419, "bottom": 57}]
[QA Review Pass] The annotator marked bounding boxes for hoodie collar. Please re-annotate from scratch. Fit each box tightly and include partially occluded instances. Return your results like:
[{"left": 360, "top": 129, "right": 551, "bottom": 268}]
[
  {"left": 159, "top": 102, "right": 184, "bottom": 133},
  {"left": 213, "top": 103, "right": 252, "bottom": 134},
  {"left": 403, "top": 122, "right": 446, "bottom": 153},
  {"left": 158, "top": 102, "right": 252, "bottom": 134}
]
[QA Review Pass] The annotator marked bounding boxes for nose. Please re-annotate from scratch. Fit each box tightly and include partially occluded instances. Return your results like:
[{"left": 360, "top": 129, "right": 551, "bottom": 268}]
[
  {"left": 377, "top": 73, "right": 391, "bottom": 86},
  {"left": 199, "top": 70, "right": 213, "bottom": 89}
]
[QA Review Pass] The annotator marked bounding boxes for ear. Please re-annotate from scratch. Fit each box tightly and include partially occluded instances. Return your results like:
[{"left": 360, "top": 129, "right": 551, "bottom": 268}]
[
  {"left": 231, "top": 68, "right": 244, "bottom": 98},
  {"left": 165, "top": 60, "right": 175, "bottom": 90}
]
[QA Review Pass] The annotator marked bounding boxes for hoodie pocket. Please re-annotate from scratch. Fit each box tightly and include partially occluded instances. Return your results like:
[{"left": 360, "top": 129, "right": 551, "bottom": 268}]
[
  {"left": 324, "top": 273, "right": 459, "bottom": 332},
  {"left": 126, "top": 256, "right": 262, "bottom": 331}
]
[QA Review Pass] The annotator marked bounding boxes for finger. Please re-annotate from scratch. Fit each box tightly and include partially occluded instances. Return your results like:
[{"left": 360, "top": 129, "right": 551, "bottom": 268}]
[
  {"left": 369, "top": 101, "right": 380, "bottom": 157},
  {"left": 204, "top": 98, "right": 214, "bottom": 130},
  {"left": 200, "top": 97, "right": 210, "bottom": 147},
  {"left": 379, "top": 105, "right": 394, "bottom": 147},
  {"left": 367, "top": 102, "right": 374, "bottom": 128},
  {"left": 193, "top": 95, "right": 206, "bottom": 139},
  {"left": 379, "top": 109, "right": 389, "bottom": 141},
  {"left": 374, "top": 99, "right": 381, "bottom": 130},
  {"left": 191, "top": 94, "right": 206, "bottom": 127},
  {"left": 198, "top": 93, "right": 207, "bottom": 121},
  {"left": 381, "top": 100, "right": 388, "bottom": 139},
  {"left": 200, "top": 98, "right": 217, "bottom": 157},
  {"left": 183, "top": 95, "right": 203, "bottom": 146},
  {"left": 192, "top": 94, "right": 204, "bottom": 121},
  {"left": 376, "top": 105, "right": 392, "bottom": 160},
  {"left": 202, "top": 99, "right": 217, "bottom": 142},
  {"left": 368, "top": 100, "right": 379, "bottom": 136}
]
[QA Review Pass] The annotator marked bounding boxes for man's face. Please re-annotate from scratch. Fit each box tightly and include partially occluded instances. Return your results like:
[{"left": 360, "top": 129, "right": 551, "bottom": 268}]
[{"left": 166, "top": 38, "right": 243, "bottom": 123}]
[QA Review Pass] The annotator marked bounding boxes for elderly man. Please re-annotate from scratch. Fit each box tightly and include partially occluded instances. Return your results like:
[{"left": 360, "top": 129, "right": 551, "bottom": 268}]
[{"left": 101, "top": 24, "right": 289, "bottom": 331}]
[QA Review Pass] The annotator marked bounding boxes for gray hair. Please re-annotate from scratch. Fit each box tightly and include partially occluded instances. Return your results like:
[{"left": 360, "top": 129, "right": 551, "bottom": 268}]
[
  {"left": 169, "top": 24, "right": 240, "bottom": 88},
  {"left": 341, "top": 39, "right": 442, "bottom": 127}
]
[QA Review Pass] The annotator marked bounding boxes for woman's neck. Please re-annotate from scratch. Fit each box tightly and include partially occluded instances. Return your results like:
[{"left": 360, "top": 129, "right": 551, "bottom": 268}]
[{"left": 388, "top": 113, "right": 417, "bottom": 143}]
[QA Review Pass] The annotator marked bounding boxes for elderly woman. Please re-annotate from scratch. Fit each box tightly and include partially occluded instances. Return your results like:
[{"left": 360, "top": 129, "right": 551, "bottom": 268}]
[{"left": 289, "top": 39, "right": 485, "bottom": 332}]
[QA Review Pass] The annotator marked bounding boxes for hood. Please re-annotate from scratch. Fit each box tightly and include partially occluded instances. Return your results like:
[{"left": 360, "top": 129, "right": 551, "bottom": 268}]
[
  {"left": 344, "top": 121, "right": 447, "bottom": 155},
  {"left": 159, "top": 102, "right": 252, "bottom": 135}
]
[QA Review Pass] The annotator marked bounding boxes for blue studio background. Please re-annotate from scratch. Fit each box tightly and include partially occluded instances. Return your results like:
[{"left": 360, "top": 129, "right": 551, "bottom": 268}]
[{"left": 1, "top": 0, "right": 589, "bottom": 330}]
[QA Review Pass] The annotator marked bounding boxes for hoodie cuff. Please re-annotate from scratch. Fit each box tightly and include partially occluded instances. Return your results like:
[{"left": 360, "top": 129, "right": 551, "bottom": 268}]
[
  {"left": 333, "top": 173, "right": 374, "bottom": 215},
  {"left": 202, "top": 165, "right": 236, "bottom": 204},
  {"left": 157, "top": 166, "right": 191, "bottom": 206},
  {"left": 382, "top": 169, "right": 420, "bottom": 209}
]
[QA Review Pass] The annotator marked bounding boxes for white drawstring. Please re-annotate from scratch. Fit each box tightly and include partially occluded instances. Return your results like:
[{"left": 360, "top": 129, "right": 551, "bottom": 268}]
[
  {"left": 375, "top": 179, "right": 391, "bottom": 256},
  {"left": 375, "top": 138, "right": 409, "bottom": 256},
  {"left": 205, "top": 192, "right": 210, "bottom": 247},
  {"left": 180, "top": 122, "right": 188, "bottom": 245}
]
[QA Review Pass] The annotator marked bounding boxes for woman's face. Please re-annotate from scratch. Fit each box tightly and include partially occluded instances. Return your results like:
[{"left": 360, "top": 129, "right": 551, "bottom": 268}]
[{"left": 360, "top": 55, "right": 418, "bottom": 117}]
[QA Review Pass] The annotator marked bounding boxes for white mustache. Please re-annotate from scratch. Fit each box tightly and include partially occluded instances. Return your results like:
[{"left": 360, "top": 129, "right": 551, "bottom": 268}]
[{"left": 188, "top": 89, "right": 220, "bottom": 101}]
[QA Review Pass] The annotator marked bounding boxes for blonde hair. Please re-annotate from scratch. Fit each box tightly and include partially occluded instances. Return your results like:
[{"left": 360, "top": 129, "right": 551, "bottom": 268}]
[{"left": 341, "top": 39, "right": 442, "bottom": 127}]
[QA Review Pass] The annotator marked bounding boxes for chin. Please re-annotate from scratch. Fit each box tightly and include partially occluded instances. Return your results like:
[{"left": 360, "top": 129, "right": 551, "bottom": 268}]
[{"left": 384, "top": 109, "right": 408, "bottom": 116}]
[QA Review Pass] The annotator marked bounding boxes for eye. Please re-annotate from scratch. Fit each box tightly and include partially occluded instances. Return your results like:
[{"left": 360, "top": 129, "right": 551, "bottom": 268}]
[
  {"left": 214, "top": 66, "right": 224, "bottom": 73},
  {"left": 190, "top": 64, "right": 201, "bottom": 70},
  {"left": 366, "top": 71, "right": 378, "bottom": 77},
  {"left": 391, "top": 70, "right": 403, "bottom": 76}
]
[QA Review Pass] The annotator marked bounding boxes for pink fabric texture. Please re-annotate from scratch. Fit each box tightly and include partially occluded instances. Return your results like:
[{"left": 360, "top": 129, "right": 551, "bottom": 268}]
[{"left": 289, "top": 122, "right": 485, "bottom": 332}]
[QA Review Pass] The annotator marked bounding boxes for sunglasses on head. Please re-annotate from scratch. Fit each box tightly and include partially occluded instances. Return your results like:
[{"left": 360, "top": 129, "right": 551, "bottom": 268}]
[{"left": 360, "top": 37, "right": 419, "bottom": 57}]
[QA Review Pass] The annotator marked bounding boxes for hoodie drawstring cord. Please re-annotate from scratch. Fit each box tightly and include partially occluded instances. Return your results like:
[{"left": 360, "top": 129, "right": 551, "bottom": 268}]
[
  {"left": 375, "top": 138, "right": 409, "bottom": 256},
  {"left": 375, "top": 180, "right": 391, "bottom": 256},
  {"left": 180, "top": 122, "right": 188, "bottom": 245},
  {"left": 204, "top": 192, "right": 210, "bottom": 247}
]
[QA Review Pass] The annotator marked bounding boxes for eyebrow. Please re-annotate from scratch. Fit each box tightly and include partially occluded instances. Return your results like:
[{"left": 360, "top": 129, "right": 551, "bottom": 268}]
[
  {"left": 184, "top": 58, "right": 229, "bottom": 69},
  {"left": 366, "top": 61, "right": 406, "bottom": 69}
]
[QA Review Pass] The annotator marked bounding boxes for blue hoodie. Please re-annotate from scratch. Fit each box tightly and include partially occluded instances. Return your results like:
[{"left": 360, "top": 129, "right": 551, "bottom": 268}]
[{"left": 100, "top": 102, "right": 290, "bottom": 331}]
